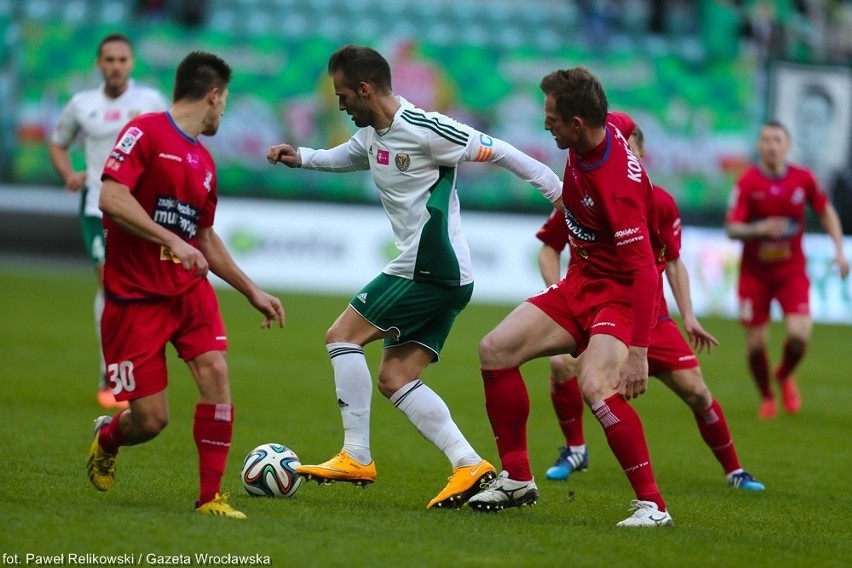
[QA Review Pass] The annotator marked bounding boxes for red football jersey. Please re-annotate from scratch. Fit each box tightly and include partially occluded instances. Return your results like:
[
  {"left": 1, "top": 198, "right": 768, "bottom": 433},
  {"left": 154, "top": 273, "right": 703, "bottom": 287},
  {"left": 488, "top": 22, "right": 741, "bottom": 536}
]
[
  {"left": 726, "top": 163, "right": 827, "bottom": 277},
  {"left": 556, "top": 112, "right": 659, "bottom": 345},
  {"left": 101, "top": 112, "right": 217, "bottom": 299},
  {"left": 537, "top": 183, "right": 678, "bottom": 318},
  {"left": 537, "top": 184, "right": 677, "bottom": 266}
]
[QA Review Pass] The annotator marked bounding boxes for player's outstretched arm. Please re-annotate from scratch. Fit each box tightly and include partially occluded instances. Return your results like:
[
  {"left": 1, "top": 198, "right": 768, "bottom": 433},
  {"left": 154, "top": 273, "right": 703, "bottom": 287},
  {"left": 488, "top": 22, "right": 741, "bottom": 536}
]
[
  {"left": 268, "top": 140, "right": 368, "bottom": 173},
  {"left": 473, "top": 135, "right": 563, "bottom": 208},
  {"left": 198, "top": 227, "right": 285, "bottom": 329}
]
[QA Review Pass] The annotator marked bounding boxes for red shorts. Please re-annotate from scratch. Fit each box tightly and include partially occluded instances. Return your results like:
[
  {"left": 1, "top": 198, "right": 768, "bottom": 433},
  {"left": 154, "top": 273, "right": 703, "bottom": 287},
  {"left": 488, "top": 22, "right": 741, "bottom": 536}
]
[
  {"left": 737, "top": 269, "right": 810, "bottom": 327},
  {"left": 527, "top": 276, "right": 634, "bottom": 355},
  {"left": 101, "top": 280, "right": 227, "bottom": 401},
  {"left": 648, "top": 317, "right": 698, "bottom": 376}
]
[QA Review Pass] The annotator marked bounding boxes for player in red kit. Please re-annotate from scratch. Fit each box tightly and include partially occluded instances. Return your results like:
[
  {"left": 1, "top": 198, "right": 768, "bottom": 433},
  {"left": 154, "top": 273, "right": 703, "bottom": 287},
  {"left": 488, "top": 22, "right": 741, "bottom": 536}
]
[
  {"left": 469, "top": 68, "right": 672, "bottom": 527},
  {"left": 86, "top": 51, "right": 285, "bottom": 519},
  {"left": 725, "top": 120, "right": 848, "bottom": 419},
  {"left": 540, "top": 125, "right": 764, "bottom": 491}
]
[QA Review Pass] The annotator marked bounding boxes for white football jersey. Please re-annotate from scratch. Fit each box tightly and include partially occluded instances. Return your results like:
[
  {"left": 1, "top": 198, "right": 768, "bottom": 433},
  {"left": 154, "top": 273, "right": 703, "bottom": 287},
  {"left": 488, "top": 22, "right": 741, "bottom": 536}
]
[
  {"left": 299, "top": 97, "right": 561, "bottom": 286},
  {"left": 51, "top": 80, "right": 168, "bottom": 217}
]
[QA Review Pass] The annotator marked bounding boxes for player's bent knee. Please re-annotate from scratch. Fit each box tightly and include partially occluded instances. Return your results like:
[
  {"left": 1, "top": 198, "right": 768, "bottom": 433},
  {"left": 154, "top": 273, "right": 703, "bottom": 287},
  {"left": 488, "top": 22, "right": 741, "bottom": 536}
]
[
  {"left": 685, "top": 388, "right": 713, "bottom": 411},
  {"left": 550, "top": 355, "right": 578, "bottom": 379},
  {"left": 192, "top": 355, "right": 230, "bottom": 395},
  {"left": 578, "top": 374, "right": 611, "bottom": 403},
  {"left": 478, "top": 333, "right": 512, "bottom": 369},
  {"left": 376, "top": 374, "right": 405, "bottom": 399},
  {"left": 206, "top": 356, "right": 229, "bottom": 379},
  {"left": 666, "top": 369, "right": 708, "bottom": 407}
]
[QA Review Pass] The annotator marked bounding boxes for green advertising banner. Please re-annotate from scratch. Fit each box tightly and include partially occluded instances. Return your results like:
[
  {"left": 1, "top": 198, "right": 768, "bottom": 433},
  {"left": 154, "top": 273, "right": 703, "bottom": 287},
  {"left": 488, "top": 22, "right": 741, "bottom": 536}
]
[{"left": 8, "top": 16, "right": 758, "bottom": 217}]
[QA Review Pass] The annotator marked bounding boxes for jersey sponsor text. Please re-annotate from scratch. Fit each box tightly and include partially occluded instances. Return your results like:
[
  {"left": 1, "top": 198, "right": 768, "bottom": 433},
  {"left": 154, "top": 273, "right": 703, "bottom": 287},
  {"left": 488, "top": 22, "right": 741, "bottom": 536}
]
[{"left": 153, "top": 195, "right": 200, "bottom": 239}]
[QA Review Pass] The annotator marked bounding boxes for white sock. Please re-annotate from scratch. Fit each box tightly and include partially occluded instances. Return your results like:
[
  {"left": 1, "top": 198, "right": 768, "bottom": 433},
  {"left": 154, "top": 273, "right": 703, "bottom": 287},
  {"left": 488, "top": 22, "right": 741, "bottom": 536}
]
[
  {"left": 95, "top": 288, "right": 106, "bottom": 389},
  {"left": 327, "top": 342, "right": 372, "bottom": 465},
  {"left": 389, "top": 380, "right": 480, "bottom": 468},
  {"left": 569, "top": 444, "right": 586, "bottom": 454}
]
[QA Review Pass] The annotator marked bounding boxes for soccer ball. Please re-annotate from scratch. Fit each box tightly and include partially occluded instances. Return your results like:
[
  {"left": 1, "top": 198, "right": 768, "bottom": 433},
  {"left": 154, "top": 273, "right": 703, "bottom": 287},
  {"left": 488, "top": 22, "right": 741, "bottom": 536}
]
[{"left": 240, "top": 443, "right": 303, "bottom": 498}]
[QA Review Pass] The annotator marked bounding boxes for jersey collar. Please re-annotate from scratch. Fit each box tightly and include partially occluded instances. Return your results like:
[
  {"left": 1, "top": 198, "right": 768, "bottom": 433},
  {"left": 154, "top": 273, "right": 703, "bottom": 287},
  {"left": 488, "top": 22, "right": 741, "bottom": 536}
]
[
  {"left": 165, "top": 112, "right": 198, "bottom": 144},
  {"left": 577, "top": 128, "right": 611, "bottom": 171}
]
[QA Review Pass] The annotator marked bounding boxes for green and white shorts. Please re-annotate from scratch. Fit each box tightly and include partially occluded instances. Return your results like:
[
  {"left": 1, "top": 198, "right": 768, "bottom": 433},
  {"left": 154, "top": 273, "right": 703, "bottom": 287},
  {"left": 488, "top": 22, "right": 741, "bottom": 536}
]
[{"left": 348, "top": 273, "right": 474, "bottom": 362}]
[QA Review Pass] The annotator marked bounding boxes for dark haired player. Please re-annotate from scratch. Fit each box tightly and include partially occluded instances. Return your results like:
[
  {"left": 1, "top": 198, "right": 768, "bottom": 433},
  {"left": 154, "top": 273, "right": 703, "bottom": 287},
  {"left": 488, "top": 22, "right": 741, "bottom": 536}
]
[{"left": 87, "top": 51, "right": 284, "bottom": 519}]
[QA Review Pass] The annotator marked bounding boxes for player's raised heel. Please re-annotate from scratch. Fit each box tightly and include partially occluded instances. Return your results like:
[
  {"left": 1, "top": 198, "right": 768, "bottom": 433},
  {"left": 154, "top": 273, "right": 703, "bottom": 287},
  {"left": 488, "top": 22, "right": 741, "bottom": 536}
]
[
  {"left": 295, "top": 450, "right": 376, "bottom": 486},
  {"left": 87, "top": 415, "right": 117, "bottom": 492},
  {"left": 467, "top": 470, "right": 539, "bottom": 512},
  {"left": 545, "top": 446, "right": 588, "bottom": 481},
  {"left": 427, "top": 459, "right": 496, "bottom": 509}
]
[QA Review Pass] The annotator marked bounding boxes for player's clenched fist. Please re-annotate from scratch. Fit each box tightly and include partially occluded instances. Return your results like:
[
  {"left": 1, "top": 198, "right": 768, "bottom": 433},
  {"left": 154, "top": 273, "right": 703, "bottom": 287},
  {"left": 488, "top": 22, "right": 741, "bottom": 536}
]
[{"left": 266, "top": 143, "right": 301, "bottom": 168}]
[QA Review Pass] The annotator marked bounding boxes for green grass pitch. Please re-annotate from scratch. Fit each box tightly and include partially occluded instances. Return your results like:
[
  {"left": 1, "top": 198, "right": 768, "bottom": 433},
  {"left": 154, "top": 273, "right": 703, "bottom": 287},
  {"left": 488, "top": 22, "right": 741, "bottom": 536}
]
[{"left": 1, "top": 263, "right": 850, "bottom": 567}]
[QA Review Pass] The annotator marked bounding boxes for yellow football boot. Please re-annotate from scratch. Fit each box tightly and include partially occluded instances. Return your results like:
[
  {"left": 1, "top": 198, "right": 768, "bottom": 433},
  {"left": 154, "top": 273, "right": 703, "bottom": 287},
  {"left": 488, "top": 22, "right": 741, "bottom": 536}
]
[
  {"left": 296, "top": 450, "right": 376, "bottom": 486},
  {"left": 87, "top": 415, "right": 117, "bottom": 492},
  {"left": 427, "top": 459, "right": 496, "bottom": 509},
  {"left": 196, "top": 493, "right": 247, "bottom": 520}
]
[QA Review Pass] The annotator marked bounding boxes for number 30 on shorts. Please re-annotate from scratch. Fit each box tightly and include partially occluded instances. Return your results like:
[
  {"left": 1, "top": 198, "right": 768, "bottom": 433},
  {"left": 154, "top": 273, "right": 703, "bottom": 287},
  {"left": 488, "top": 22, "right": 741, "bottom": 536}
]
[{"left": 106, "top": 361, "right": 136, "bottom": 394}]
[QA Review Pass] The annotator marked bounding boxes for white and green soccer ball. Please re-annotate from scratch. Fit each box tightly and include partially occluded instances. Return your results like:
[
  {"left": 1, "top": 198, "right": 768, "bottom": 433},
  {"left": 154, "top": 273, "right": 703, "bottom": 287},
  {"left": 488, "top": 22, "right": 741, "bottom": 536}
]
[{"left": 241, "top": 443, "right": 303, "bottom": 498}]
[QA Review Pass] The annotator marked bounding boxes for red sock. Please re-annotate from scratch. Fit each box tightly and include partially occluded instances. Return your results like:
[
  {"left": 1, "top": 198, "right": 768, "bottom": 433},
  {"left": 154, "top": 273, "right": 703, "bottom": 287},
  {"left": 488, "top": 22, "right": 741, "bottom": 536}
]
[
  {"left": 550, "top": 376, "right": 585, "bottom": 447},
  {"left": 775, "top": 339, "right": 806, "bottom": 382},
  {"left": 592, "top": 394, "right": 665, "bottom": 511},
  {"left": 482, "top": 368, "right": 531, "bottom": 481},
  {"left": 194, "top": 403, "right": 234, "bottom": 506},
  {"left": 747, "top": 349, "right": 772, "bottom": 398},
  {"left": 98, "top": 410, "right": 128, "bottom": 455},
  {"left": 693, "top": 399, "right": 741, "bottom": 475}
]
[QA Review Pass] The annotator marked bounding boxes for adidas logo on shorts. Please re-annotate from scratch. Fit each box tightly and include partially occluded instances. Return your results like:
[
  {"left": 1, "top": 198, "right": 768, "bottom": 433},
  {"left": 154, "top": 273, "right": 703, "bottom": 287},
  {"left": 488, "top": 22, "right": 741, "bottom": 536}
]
[{"left": 356, "top": 293, "right": 368, "bottom": 303}]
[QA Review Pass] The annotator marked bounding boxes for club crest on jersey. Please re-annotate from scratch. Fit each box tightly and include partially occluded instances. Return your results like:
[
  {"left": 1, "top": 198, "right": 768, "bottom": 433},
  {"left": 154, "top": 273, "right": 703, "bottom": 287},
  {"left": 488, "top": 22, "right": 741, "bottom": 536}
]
[
  {"left": 203, "top": 170, "right": 213, "bottom": 192},
  {"left": 395, "top": 152, "right": 411, "bottom": 171},
  {"left": 581, "top": 194, "right": 595, "bottom": 208},
  {"left": 116, "top": 127, "right": 143, "bottom": 154},
  {"left": 791, "top": 187, "right": 804, "bottom": 204}
]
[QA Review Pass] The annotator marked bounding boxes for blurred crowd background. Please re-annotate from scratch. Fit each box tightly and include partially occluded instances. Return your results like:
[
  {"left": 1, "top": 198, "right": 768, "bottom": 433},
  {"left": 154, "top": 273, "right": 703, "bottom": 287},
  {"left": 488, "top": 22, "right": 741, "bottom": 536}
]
[{"left": 1, "top": 0, "right": 851, "bottom": 228}]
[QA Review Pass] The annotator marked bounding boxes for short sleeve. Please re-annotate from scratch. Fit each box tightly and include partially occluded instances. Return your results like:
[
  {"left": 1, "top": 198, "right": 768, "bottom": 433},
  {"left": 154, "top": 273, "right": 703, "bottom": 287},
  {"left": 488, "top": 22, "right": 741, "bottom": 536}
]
[
  {"left": 101, "top": 120, "right": 150, "bottom": 191},
  {"left": 51, "top": 97, "right": 81, "bottom": 147},
  {"left": 535, "top": 209, "right": 570, "bottom": 253}
]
